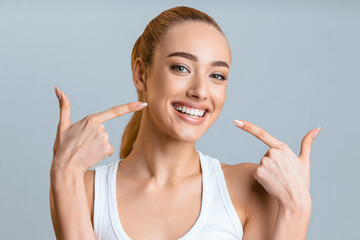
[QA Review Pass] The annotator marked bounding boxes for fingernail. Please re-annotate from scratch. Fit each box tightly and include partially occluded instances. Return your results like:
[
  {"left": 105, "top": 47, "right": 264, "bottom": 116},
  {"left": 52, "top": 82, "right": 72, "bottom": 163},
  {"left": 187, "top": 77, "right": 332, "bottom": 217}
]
[
  {"left": 313, "top": 126, "right": 322, "bottom": 138},
  {"left": 135, "top": 102, "right": 148, "bottom": 110},
  {"left": 55, "top": 86, "right": 62, "bottom": 100},
  {"left": 233, "top": 120, "right": 244, "bottom": 127}
]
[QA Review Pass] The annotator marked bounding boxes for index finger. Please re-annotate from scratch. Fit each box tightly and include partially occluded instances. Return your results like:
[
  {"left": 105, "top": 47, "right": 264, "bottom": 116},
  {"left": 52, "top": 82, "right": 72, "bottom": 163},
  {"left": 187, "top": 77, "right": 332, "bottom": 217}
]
[
  {"left": 234, "top": 120, "right": 284, "bottom": 148},
  {"left": 92, "top": 101, "right": 147, "bottom": 123}
]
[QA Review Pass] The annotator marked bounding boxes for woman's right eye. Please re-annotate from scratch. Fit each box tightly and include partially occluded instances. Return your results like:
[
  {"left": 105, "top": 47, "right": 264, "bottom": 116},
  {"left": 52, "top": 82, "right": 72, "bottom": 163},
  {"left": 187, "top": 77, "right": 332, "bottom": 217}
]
[{"left": 171, "top": 64, "right": 189, "bottom": 73}]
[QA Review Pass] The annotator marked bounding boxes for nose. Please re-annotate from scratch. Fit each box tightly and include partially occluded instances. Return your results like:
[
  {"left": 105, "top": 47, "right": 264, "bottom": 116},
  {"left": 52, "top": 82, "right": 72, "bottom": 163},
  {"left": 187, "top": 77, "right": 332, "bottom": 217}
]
[{"left": 186, "top": 73, "right": 208, "bottom": 101}]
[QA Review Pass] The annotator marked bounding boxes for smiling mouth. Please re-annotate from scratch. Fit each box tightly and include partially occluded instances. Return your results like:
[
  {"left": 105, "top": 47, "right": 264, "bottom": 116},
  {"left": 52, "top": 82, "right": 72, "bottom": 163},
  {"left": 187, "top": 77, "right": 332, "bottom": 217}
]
[{"left": 171, "top": 103, "right": 208, "bottom": 119}]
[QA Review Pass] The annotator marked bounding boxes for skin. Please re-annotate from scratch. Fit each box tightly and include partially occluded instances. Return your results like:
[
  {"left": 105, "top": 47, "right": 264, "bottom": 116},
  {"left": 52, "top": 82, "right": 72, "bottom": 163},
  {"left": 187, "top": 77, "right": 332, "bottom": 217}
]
[{"left": 50, "top": 21, "right": 320, "bottom": 239}]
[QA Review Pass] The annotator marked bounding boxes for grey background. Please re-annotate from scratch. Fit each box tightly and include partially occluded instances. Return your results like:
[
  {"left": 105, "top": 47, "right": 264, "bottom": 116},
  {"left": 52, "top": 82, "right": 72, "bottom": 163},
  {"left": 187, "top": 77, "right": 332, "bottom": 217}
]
[{"left": 0, "top": 0, "right": 359, "bottom": 239}]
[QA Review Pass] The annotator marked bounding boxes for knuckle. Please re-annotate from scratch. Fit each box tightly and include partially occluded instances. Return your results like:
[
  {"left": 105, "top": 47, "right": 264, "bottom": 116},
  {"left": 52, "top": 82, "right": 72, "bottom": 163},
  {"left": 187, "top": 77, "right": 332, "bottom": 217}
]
[
  {"left": 281, "top": 143, "right": 288, "bottom": 149},
  {"left": 97, "top": 124, "right": 105, "bottom": 132},
  {"left": 108, "top": 107, "right": 116, "bottom": 115},
  {"left": 59, "top": 102, "right": 68, "bottom": 110},
  {"left": 267, "top": 148, "right": 275, "bottom": 156},
  {"left": 106, "top": 144, "right": 114, "bottom": 155},
  {"left": 304, "top": 141, "right": 312, "bottom": 148},
  {"left": 84, "top": 114, "right": 96, "bottom": 123},
  {"left": 257, "top": 129, "right": 266, "bottom": 139},
  {"left": 254, "top": 166, "right": 264, "bottom": 179},
  {"left": 261, "top": 157, "right": 270, "bottom": 166},
  {"left": 103, "top": 132, "right": 109, "bottom": 141},
  {"left": 83, "top": 115, "right": 91, "bottom": 121},
  {"left": 110, "top": 106, "right": 122, "bottom": 114}
]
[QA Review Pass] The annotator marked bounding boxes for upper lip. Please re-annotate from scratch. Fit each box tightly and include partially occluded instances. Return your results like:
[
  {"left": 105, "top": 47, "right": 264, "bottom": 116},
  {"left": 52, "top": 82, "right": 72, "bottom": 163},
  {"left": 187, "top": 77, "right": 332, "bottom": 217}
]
[{"left": 171, "top": 100, "right": 210, "bottom": 113}]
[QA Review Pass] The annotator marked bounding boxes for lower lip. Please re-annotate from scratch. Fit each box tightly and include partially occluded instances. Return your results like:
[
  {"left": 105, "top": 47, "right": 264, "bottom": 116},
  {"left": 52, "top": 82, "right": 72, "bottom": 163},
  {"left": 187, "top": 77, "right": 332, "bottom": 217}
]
[{"left": 171, "top": 105, "right": 208, "bottom": 125}]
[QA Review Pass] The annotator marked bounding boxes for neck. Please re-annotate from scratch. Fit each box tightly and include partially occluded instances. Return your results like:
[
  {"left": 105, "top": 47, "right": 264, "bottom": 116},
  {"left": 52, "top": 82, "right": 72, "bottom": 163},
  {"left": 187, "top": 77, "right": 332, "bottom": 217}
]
[{"left": 119, "top": 110, "right": 201, "bottom": 186}]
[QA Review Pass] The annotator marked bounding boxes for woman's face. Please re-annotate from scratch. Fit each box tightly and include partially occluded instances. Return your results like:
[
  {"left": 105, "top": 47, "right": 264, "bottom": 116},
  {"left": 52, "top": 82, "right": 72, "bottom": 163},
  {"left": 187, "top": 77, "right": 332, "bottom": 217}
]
[{"left": 140, "top": 21, "right": 231, "bottom": 143}]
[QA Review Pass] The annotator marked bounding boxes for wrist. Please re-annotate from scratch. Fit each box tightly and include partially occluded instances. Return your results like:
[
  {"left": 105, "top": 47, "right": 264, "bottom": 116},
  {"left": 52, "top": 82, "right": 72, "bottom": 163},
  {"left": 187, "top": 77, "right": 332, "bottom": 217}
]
[
  {"left": 278, "top": 191, "right": 312, "bottom": 216},
  {"left": 274, "top": 196, "right": 311, "bottom": 240},
  {"left": 50, "top": 155, "right": 85, "bottom": 180},
  {"left": 50, "top": 166, "right": 86, "bottom": 193}
]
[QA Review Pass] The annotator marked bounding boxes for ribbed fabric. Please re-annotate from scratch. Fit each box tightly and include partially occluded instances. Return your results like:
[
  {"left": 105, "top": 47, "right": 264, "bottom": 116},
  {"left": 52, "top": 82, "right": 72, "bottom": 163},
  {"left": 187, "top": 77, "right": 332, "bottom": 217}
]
[{"left": 94, "top": 150, "right": 243, "bottom": 239}]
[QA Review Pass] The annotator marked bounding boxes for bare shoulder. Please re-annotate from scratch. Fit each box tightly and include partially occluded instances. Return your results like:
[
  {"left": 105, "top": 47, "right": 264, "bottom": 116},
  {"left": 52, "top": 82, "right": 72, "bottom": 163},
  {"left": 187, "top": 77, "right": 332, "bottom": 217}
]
[
  {"left": 84, "top": 169, "right": 95, "bottom": 229},
  {"left": 220, "top": 162, "right": 278, "bottom": 233},
  {"left": 220, "top": 161, "right": 260, "bottom": 202}
]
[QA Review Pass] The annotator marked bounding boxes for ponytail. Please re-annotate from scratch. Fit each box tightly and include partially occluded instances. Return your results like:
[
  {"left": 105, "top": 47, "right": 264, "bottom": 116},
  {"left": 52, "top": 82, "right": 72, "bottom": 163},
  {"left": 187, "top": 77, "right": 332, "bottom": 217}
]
[{"left": 119, "top": 35, "right": 144, "bottom": 159}]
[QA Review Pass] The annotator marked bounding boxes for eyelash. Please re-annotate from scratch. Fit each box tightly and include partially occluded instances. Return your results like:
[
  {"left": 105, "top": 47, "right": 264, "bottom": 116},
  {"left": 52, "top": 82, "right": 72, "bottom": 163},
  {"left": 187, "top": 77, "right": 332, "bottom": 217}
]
[{"left": 170, "top": 64, "right": 227, "bottom": 81}]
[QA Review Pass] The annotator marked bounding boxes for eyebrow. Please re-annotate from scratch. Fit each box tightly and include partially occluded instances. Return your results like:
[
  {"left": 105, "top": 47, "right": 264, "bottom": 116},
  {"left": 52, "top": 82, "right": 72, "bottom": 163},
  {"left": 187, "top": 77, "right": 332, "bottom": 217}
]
[{"left": 166, "top": 51, "right": 229, "bottom": 69}]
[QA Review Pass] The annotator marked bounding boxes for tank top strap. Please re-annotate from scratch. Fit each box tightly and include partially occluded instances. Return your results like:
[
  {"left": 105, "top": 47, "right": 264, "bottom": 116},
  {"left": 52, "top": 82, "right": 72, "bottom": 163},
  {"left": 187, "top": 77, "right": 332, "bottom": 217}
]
[
  {"left": 94, "top": 164, "right": 106, "bottom": 238},
  {"left": 93, "top": 161, "right": 120, "bottom": 239},
  {"left": 107, "top": 159, "right": 128, "bottom": 239},
  {"left": 204, "top": 153, "right": 244, "bottom": 238}
]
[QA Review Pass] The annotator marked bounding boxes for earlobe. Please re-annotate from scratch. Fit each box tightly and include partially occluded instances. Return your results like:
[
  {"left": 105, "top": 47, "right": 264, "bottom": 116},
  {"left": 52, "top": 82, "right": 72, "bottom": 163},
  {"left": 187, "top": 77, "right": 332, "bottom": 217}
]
[{"left": 132, "top": 57, "right": 147, "bottom": 91}]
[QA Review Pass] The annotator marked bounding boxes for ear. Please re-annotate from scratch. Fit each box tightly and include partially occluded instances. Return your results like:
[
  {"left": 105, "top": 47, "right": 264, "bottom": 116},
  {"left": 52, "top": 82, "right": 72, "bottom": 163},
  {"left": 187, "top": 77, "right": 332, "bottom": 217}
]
[{"left": 132, "top": 57, "right": 147, "bottom": 91}]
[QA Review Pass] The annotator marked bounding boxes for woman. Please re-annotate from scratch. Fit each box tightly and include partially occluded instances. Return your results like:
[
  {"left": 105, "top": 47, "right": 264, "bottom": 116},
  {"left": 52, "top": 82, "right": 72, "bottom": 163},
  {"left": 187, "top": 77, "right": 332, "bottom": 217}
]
[{"left": 50, "top": 6, "right": 321, "bottom": 240}]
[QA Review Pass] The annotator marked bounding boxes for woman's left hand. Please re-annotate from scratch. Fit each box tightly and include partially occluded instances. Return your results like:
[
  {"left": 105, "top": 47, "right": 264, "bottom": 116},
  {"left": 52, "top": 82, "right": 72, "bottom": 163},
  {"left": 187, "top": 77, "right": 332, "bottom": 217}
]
[{"left": 233, "top": 120, "right": 321, "bottom": 208}]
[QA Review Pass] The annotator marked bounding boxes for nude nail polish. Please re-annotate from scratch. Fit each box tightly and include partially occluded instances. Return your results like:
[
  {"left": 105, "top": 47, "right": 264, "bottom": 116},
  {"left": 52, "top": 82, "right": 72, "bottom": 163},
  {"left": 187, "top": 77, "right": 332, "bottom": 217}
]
[
  {"left": 233, "top": 120, "right": 244, "bottom": 127},
  {"left": 313, "top": 126, "right": 322, "bottom": 138}
]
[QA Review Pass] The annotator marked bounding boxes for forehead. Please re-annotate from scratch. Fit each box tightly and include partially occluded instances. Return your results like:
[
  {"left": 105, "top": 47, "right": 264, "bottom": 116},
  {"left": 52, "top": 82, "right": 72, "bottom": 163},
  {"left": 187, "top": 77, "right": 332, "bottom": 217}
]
[{"left": 155, "top": 21, "right": 231, "bottom": 65}]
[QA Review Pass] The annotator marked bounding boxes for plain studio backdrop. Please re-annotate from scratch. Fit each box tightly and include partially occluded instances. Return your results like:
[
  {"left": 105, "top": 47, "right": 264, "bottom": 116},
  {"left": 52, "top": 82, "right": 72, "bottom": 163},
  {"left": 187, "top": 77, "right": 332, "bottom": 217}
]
[{"left": 0, "top": 0, "right": 359, "bottom": 239}]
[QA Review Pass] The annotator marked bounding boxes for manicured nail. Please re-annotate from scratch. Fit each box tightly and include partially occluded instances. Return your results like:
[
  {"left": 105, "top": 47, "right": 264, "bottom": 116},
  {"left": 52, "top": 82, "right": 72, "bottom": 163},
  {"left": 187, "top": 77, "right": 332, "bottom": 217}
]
[
  {"left": 233, "top": 120, "right": 244, "bottom": 127},
  {"left": 313, "top": 126, "right": 322, "bottom": 138},
  {"left": 135, "top": 102, "right": 148, "bottom": 110},
  {"left": 55, "top": 86, "right": 62, "bottom": 100}
]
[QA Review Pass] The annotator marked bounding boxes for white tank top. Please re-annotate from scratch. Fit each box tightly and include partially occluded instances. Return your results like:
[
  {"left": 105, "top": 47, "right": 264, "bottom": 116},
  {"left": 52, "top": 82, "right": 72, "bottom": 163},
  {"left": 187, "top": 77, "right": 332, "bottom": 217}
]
[{"left": 93, "top": 150, "right": 243, "bottom": 239}]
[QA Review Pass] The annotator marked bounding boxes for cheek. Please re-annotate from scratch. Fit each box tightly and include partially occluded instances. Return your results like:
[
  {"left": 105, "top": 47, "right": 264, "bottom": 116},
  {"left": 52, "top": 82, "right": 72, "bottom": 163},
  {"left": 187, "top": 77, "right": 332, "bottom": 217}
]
[
  {"left": 149, "top": 72, "right": 187, "bottom": 100},
  {"left": 206, "top": 86, "right": 226, "bottom": 126},
  {"left": 146, "top": 73, "right": 182, "bottom": 119},
  {"left": 211, "top": 85, "right": 227, "bottom": 109},
  {"left": 162, "top": 72, "right": 189, "bottom": 95}
]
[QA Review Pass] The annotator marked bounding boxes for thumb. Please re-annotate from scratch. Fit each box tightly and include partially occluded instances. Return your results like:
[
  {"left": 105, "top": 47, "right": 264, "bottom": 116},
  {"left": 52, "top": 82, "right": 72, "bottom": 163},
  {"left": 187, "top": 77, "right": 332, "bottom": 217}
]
[
  {"left": 54, "top": 86, "right": 72, "bottom": 131},
  {"left": 299, "top": 126, "right": 322, "bottom": 168}
]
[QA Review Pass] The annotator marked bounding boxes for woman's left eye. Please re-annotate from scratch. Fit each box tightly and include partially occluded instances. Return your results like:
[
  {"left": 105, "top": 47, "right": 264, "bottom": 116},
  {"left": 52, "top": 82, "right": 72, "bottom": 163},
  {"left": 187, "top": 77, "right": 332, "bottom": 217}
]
[{"left": 211, "top": 74, "right": 227, "bottom": 81}]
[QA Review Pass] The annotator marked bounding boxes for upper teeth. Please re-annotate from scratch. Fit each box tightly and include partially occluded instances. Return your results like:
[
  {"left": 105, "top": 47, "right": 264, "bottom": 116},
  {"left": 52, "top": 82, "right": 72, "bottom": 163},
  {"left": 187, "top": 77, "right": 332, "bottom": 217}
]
[{"left": 172, "top": 104, "right": 206, "bottom": 117}]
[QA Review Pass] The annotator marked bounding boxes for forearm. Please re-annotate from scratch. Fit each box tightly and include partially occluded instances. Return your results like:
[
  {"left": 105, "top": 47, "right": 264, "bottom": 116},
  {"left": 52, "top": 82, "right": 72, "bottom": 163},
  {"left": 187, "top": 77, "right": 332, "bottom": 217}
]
[
  {"left": 273, "top": 195, "right": 312, "bottom": 240},
  {"left": 50, "top": 165, "right": 96, "bottom": 240}
]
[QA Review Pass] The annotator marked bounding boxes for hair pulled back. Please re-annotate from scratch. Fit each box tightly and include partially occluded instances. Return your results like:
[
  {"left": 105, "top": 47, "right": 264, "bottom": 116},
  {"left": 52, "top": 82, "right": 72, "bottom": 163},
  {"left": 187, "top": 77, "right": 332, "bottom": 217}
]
[{"left": 120, "top": 6, "right": 224, "bottom": 159}]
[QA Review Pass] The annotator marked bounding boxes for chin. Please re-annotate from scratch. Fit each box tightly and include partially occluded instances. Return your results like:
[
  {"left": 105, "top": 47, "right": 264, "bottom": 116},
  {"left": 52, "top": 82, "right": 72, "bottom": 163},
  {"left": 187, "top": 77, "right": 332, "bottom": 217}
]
[{"left": 176, "top": 128, "right": 204, "bottom": 143}]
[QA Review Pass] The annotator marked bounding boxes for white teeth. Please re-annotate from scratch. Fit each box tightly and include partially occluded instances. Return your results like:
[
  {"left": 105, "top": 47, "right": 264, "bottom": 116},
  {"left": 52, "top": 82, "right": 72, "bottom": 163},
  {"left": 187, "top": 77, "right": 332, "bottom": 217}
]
[{"left": 172, "top": 104, "right": 206, "bottom": 118}]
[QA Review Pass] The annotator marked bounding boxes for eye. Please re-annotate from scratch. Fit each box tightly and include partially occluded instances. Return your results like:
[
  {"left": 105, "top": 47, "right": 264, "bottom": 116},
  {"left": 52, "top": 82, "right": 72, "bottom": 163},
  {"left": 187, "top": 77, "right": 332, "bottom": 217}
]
[
  {"left": 211, "top": 73, "right": 227, "bottom": 81},
  {"left": 170, "top": 64, "right": 189, "bottom": 73}
]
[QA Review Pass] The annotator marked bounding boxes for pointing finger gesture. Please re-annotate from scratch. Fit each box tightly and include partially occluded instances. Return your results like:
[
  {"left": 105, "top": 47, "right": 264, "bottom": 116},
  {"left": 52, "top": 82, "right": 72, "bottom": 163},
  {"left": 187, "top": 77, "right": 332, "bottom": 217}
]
[
  {"left": 233, "top": 119, "right": 322, "bottom": 206},
  {"left": 52, "top": 87, "right": 148, "bottom": 175}
]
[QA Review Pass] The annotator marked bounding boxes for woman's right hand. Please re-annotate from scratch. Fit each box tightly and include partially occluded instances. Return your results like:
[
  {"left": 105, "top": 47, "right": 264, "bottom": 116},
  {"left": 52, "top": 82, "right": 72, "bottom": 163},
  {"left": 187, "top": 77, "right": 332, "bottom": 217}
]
[{"left": 51, "top": 86, "right": 148, "bottom": 176}]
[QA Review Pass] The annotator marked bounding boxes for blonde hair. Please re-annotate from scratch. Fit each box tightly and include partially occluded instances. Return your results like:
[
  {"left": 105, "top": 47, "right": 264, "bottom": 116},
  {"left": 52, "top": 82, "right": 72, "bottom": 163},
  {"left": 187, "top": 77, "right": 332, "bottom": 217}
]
[{"left": 119, "top": 6, "right": 225, "bottom": 159}]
